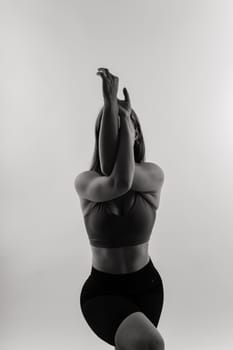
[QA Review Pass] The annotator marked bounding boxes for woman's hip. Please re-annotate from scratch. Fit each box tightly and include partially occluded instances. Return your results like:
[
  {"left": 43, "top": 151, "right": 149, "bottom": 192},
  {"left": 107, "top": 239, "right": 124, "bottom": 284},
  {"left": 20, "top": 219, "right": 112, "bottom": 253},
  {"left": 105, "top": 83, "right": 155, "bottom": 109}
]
[{"left": 80, "top": 257, "right": 164, "bottom": 305}]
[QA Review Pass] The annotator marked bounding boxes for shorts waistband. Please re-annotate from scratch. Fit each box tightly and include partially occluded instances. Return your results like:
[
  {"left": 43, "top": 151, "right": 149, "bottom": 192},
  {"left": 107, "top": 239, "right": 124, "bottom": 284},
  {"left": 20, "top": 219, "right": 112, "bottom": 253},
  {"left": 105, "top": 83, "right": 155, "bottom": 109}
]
[{"left": 91, "top": 256, "right": 155, "bottom": 281}]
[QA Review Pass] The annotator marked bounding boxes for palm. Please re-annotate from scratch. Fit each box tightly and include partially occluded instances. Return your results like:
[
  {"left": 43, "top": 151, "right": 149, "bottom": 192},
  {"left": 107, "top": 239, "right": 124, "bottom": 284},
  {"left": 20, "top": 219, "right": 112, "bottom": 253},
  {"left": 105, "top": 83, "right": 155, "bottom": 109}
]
[
  {"left": 117, "top": 99, "right": 130, "bottom": 111},
  {"left": 118, "top": 104, "right": 130, "bottom": 118}
]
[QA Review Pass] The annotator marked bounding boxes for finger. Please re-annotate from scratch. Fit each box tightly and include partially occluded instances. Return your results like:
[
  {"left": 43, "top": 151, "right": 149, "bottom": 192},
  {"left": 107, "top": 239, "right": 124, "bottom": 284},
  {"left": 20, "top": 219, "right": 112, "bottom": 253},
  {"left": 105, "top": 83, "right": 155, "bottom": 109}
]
[
  {"left": 123, "top": 87, "right": 131, "bottom": 105},
  {"left": 96, "top": 71, "right": 108, "bottom": 82},
  {"left": 99, "top": 68, "right": 118, "bottom": 83},
  {"left": 96, "top": 71, "right": 105, "bottom": 79},
  {"left": 111, "top": 73, "right": 119, "bottom": 81},
  {"left": 97, "top": 71, "right": 108, "bottom": 80},
  {"left": 97, "top": 67, "right": 110, "bottom": 78},
  {"left": 98, "top": 67, "right": 109, "bottom": 73}
]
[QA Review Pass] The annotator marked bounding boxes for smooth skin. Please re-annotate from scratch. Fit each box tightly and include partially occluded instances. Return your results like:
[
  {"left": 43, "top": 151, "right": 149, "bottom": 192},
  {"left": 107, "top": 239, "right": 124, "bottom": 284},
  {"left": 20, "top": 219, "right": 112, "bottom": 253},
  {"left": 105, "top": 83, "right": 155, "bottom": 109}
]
[
  {"left": 97, "top": 68, "right": 138, "bottom": 176},
  {"left": 73, "top": 68, "right": 165, "bottom": 349},
  {"left": 95, "top": 68, "right": 165, "bottom": 350}
]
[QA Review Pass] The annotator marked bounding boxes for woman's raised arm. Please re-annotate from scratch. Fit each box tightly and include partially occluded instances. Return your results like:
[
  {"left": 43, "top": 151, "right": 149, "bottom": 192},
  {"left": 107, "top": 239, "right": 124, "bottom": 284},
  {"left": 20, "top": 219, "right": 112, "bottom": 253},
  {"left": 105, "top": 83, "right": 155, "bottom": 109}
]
[
  {"left": 97, "top": 68, "right": 120, "bottom": 176},
  {"left": 110, "top": 87, "right": 135, "bottom": 188}
]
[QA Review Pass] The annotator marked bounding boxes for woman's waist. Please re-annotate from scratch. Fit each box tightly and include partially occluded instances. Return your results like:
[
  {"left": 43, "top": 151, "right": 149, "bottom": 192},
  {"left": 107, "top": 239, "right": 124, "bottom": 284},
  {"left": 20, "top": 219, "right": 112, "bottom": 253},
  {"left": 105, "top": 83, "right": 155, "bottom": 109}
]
[
  {"left": 90, "top": 241, "right": 150, "bottom": 274},
  {"left": 80, "top": 254, "right": 163, "bottom": 304}
]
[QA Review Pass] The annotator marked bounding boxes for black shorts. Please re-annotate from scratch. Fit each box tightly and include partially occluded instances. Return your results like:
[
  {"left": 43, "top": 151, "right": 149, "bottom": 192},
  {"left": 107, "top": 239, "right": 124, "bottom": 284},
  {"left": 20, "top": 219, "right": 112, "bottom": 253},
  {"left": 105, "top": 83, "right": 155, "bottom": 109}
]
[{"left": 80, "top": 257, "right": 164, "bottom": 346}]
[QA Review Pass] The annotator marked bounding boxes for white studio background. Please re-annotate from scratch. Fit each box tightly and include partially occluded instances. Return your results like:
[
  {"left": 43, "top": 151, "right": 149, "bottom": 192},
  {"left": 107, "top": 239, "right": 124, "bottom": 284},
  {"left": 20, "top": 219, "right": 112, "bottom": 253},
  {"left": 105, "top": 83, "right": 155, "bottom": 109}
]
[{"left": 1, "top": 1, "right": 233, "bottom": 349}]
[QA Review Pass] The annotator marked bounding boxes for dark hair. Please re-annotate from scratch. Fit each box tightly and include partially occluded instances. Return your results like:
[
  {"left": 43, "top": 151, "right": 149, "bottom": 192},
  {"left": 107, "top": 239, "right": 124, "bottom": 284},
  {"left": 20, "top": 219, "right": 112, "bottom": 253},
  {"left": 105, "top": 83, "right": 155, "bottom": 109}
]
[{"left": 89, "top": 107, "right": 146, "bottom": 174}]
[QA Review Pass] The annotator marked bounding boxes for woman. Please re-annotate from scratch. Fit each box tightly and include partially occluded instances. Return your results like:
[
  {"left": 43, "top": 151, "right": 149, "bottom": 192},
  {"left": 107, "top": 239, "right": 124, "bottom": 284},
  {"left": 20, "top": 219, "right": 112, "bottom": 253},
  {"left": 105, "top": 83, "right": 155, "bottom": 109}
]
[{"left": 74, "top": 68, "right": 165, "bottom": 349}]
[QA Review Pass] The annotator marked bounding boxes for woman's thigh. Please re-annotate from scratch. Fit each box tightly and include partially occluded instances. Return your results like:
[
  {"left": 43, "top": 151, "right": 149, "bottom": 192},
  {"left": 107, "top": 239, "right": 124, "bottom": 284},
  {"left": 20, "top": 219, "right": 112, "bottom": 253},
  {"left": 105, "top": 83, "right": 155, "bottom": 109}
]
[
  {"left": 132, "top": 285, "right": 164, "bottom": 327},
  {"left": 80, "top": 294, "right": 141, "bottom": 346}
]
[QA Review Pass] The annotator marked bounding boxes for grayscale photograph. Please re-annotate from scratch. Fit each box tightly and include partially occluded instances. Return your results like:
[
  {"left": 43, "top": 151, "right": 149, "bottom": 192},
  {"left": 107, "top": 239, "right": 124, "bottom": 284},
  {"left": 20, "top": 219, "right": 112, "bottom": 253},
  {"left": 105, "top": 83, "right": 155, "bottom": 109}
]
[{"left": 1, "top": 1, "right": 233, "bottom": 349}]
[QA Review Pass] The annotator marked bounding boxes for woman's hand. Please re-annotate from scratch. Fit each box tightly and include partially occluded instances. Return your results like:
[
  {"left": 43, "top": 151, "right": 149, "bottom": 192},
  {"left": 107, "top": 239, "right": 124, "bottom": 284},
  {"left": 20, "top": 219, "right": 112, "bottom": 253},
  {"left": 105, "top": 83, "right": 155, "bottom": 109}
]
[
  {"left": 118, "top": 87, "right": 135, "bottom": 140},
  {"left": 118, "top": 87, "right": 132, "bottom": 119},
  {"left": 96, "top": 67, "right": 119, "bottom": 104}
]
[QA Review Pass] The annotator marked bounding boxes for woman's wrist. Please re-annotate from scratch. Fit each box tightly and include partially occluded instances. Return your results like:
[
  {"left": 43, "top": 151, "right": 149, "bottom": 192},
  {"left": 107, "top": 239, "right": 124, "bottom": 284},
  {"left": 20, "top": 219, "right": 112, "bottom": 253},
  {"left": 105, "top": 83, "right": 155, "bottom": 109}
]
[
  {"left": 103, "top": 99, "right": 119, "bottom": 118},
  {"left": 104, "top": 97, "right": 118, "bottom": 107}
]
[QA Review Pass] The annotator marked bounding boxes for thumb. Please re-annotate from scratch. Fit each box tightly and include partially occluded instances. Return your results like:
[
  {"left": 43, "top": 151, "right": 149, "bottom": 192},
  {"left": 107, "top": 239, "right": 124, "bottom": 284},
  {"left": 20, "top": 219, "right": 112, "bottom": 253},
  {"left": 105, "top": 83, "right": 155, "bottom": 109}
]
[{"left": 123, "top": 87, "right": 130, "bottom": 104}]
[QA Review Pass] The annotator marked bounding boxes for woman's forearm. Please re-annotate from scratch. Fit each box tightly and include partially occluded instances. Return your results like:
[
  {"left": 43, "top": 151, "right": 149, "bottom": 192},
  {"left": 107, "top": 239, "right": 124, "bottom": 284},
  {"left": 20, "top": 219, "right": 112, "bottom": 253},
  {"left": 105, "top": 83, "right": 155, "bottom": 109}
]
[
  {"left": 98, "top": 100, "right": 119, "bottom": 176},
  {"left": 110, "top": 117, "right": 135, "bottom": 189}
]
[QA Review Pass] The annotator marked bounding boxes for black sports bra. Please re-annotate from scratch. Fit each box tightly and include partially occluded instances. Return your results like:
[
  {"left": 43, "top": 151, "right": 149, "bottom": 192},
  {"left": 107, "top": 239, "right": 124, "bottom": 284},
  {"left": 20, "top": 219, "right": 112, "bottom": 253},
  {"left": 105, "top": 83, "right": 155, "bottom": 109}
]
[{"left": 83, "top": 191, "right": 156, "bottom": 248}]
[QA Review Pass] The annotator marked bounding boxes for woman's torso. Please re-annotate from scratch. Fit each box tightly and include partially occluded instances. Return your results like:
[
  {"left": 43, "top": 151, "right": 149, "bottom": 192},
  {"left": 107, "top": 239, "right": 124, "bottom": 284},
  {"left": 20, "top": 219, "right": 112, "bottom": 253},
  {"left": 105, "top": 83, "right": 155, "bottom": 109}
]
[{"left": 80, "top": 190, "right": 154, "bottom": 274}]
